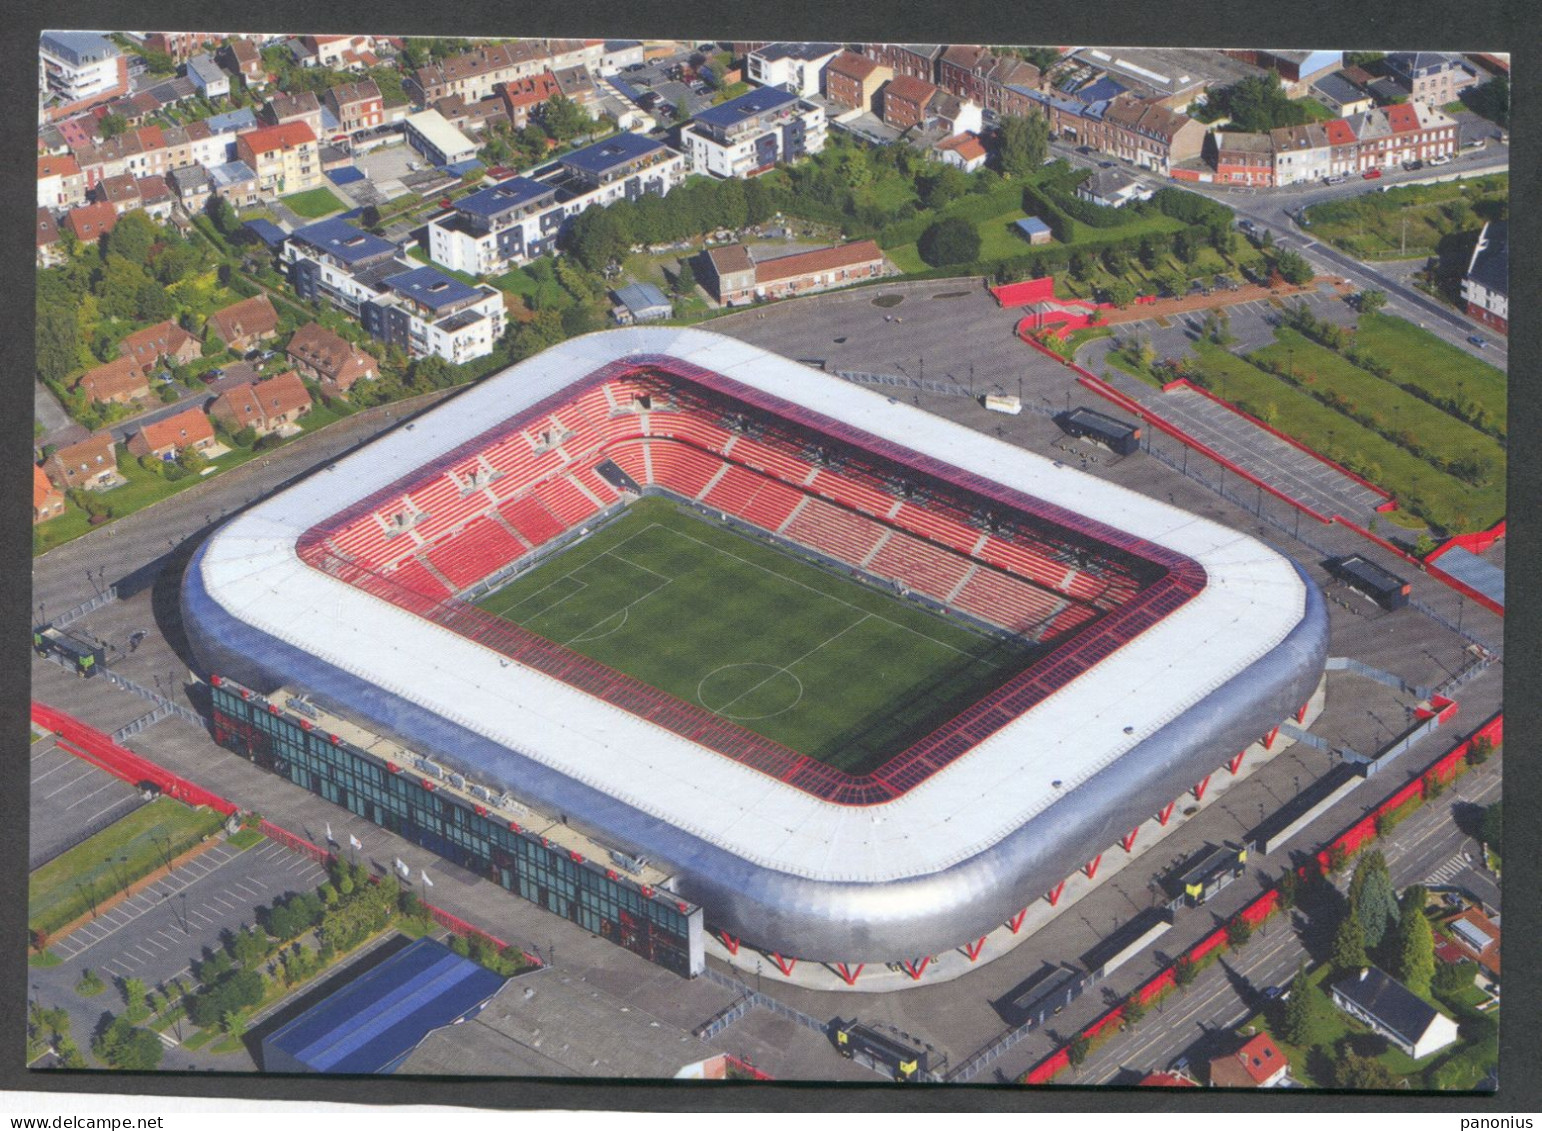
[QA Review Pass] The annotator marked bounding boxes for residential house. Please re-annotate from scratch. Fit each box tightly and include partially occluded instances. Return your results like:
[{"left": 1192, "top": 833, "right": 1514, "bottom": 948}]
[
  {"left": 286, "top": 321, "right": 380, "bottom": 394},
  {"left": 432, "top": 95, "right": 511, "bottom": 135},
  {"left": 685, "top": 87, "right": 826, "bottom": 179},
  {"left": 745, "top": 43, "right": 841, "bottom": 98},
  {"left": 143, "top": 33, "right": 221, "bottom": 62},
  {"left": 610, "top": 281, "right": 673, "bottom": 324},
  {"left": 932, "top": 131, "right": 987, "bottom": 172},
  {"left": 860, "top": 43, "right": 945, "bottom": 84},
  {"left": 37, "top": 208, "right": 65, "bottom": 267},
  {"left": 38, "top": 154, "right": 87, "bottom": 210},
  {"left": 936, "top": 45, "right": 1041, "bottom": 117},
  {"left": 217, "top": 39, "right": 265, "bottom": 86},
  {"left": 1271, "top": 123, "right": 1332, "bottom": 186},
  {"left": 94, "top": 173, "right": 143, "bottom": 214},
  {"left": 210, "top": 371, "right": 313, "bottom": 435},
  {"left": 552, "top": 65, "right": 601, "bottom": 111},
  {"left": 1443, "top": 906, "right": 1501, "bottom": 979},
  {"left": 1331, "top": 967, "right": 1460, "bottom": 1060},
  {"left": 925, "top": 91, "right": 984, "bottom": 137},
  {"left": 410, "top": 41, "right": 551, "bottom": 106},
  {"left": 126, "top": 406, "right": 217, "bottom": 460},
  {"left": 1462, "top": 220, "right": 1508, "bottom": 334},
  {"left": 404, "top": 110, "right": 480, "bottom": 169},
  {"left": 1077, "top": 166, "right": 1151, "bottom": 208},
  {"left": 34, "top": 465, "right": 67, "bottom": 523},
  {"left": 44, "top": 432, "right": 121, "bottom": 492},
  {"left": 1212, "top": 131, "right": 1275, "bottom": 186},
  {"left": 1311, "top": 71, "right": 1376, "bottom": 118},
  {"left": 824, "top": 52, "right": 892, "bottom": 114},
  {"left": 261, "top": 91, "right": 325, "bottom": 136},
  {"left": 186, "top": 53, "right": 230, "bottom": 99},
  {"left": 597, "top": 41, "right": 646, "bottom": 75},
  {"left": 76, "top": 356, "right": 149, "bottom": 406},
  {"left": 168, "top": 164, "right": 212, "bottom": 211},
  {"left": 324, "top": 81, "right": 385, "bottom": 135},
  {"left": 1383, "top": 52, "right": 1478, "bottom": 107},
  {"left": 698, "top": 240, "right": 888, "bottom": 305},
  {"left": 207, "top": 294, "right": 281, "bottom": 353},
  {"left": 65, "top": 200, "right": 118, "bottom": 242},
  {"left": 1103, "top": 97, "right": 1205, "bottom": 174},
  {"left": 497, "top": 71, "right": 563, "bottom": 130},
  {"left": 136, "top": 175, "right": 176, "bottom": 221},
  {"left": 236, "top": 121, "right": 321, "bottom": 195},
  {"left": 1342, "top": 102, "right": 1459, "bottom": 172},
  {"left": 1222, "top": 49, "right": 1343, "bottom": 96},
  {"left": 882, "top": 74, "right": 940, "bottom": 131},
  {"left": 207, "top": 160, "right": 261, "bottom": 208},
  {"left": 40, "top": 32, "right": 130, "bottom": 121},
  {"left": 296, "top": 35, "right": 379, "bottom": 71},
  {"left": 1207, "top": 1033, "right": 1291, "bottom": 1089},
  {"left": 544, "top": 39, "right": 605, "bottom": 74},
  {"left": 119, "top": 320, "right": 202, "bottom": 371}
]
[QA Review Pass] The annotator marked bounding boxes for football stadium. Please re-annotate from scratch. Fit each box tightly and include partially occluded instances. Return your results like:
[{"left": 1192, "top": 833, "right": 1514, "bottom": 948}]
[{"left": 183, "top": 327, "right": 1328, "bottom": 976}]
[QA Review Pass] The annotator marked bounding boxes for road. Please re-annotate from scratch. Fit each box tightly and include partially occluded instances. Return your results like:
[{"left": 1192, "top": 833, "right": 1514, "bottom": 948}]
[
  {"left": 1048, "top": 137, "right": 1510, "bottom": 367},
  {"left": 1076, "top": 752, "right": 1502, "bottom": 1085}
]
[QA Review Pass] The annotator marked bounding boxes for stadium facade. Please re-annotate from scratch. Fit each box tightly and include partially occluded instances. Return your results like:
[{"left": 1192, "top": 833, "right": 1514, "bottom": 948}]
[{"left": 183, "top": 327, "right": 1328, "bottom": 974}]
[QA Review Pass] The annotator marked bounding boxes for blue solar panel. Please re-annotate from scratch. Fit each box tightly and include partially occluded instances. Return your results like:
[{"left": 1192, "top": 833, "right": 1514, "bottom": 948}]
[
  {"left": 263, "top": 939, "right": 506, "bottom": 1074},
  {"left": 559, "top": 131, "right": 667, "bottom": 176},
  {"left": 243, "top": 219, "right": 290, "bottom": 248},
  {"left": 327, "top": 165, "right": 366, "bottom": 187},
  {"left": 456, "top": 177, "right": 555, "bottom": 218},
  {"left": 384, "top": 266, "right": 483, "bottom": 311},
  {"left": 290, "top": 218, "right": 398, "bottom": 265}
]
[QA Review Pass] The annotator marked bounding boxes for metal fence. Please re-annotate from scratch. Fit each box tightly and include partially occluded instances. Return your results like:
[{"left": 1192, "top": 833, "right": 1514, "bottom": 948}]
[
  {"left": 98, "top": 669, "right": 204, "bottom": 728},
  {"left": 1326, "top": 656, "right": 1433, "bottom": 701},
  {"left": 50, "top": 585, "right": 118, "bottom": 629},
  {"left": 698, "top": 966, "right": 832, "bottom": 1042}
]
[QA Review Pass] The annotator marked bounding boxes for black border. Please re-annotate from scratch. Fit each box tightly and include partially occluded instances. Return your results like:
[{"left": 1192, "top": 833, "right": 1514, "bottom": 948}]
[{"left": 8, "top": 0, "right": 1536, "bottom": 1114}]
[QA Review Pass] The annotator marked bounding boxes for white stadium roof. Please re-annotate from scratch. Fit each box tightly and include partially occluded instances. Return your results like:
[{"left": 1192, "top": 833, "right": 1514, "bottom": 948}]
[{"left": 194, "top": 327, "right": 1307, "bottom": 886}]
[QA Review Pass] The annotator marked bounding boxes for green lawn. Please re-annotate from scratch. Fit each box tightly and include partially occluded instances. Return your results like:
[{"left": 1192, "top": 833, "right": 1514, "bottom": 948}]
[
  {"left": 29, "top": 798, "right": 227, "bottom": 937},
  {"left": 280, "top": 186, "right": 348, "bottom": 219},
  {"left": 1300, "top": 176, "right": 1508, "bottom": 260},
  {"left": 1183, "top": 339, "right": 1501, "bottom": 530},
  {"left": 1352, "top": 313, "right": 1506, "bottom": 436},
  {"left": 478, "top": 498, "right": 1035, "bottom": 772}
]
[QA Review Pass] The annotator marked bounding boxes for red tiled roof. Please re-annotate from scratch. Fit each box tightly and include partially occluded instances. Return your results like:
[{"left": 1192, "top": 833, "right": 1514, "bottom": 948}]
[
  {"left": 37, "top": 208, "right": 60, "bottom": 247},
  {"left": 135, "top": 407, "right": 215, "bottom": 453},
  {"left": 706, "top": 244, "right": 754, "bottom": 276},
  {"left": 499, "top": 70, "right": 561, "bottom": 109},
  {"left": 827, "top": 51, "right": 879, "bottom": 81},
  {"left": 240, "top": 121, "right": 317, "bottom": 153},
  {"left": 1324, "top": 118, "right": 1357, "bottom": 146},
  {"left": 252, "top": 370, "right": 313, "bottom": 418},
  {"left": 886, "top": 74, "right": 939, "bottom": 106},
  {"left": 754, "top": 240, "right": 885, "bottom": 284},
  {"left": 76, "top": 356, "right": 148, "bottom": 402},
  {"left": 39, "top": 154, "right": 81, "bottom": 179},
  {"left": 66, "top": 201, "right": 120, "bottom": 239},
  {"left": 935, "top": 131, "right": 987, "bottom": 161},
  {"left": 209, "top": 295, "right": 280, "bottom": 344},
  {"left": 34, "top": 465, "right": 62, "bottom": 510},
  {"left": 1139, "top": 1072, "right": 1199, "bottom": 1088},
  {"left": 48, "top": 432, "right": 117, "bottom": 484},
  {"left": 119, "top": 320, "right": 196, "bottom": 367},
  {"left": 1385, "top": 102, "right": 1420, "bottom": 133},
  {"left": 1208, "top": 1033, "right": 1287, "bottom": 1088}
]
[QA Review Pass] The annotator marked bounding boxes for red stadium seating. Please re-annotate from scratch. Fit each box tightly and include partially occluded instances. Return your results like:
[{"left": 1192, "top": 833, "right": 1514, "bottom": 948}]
[
  {"left": 810, "top": 469, "right": 897, "bottom": 518},
  {"left": 650, "top": 441, "right": 723, "bottom": 499},
  {"left": 977, "top": 535, "right": 1071, "bottom": 591},
  {"left": 385, "top": 559, "right": 452, "bottom": 601},
  {"left": 534, "top": 475, "right": 604, "bottom": 527},
  {"left": 425, "top": 516, "right": 525, "bottom": 590},
  {"left": 498, "top": 495, "right": 566, "bottom": 548},
  {"left": 869, "top": 532, "right": 973, "bottom": 601},
  {"left": 729, "top": 436, "right": 815, "bottom": 485},
  {"left": 783, "top": 498, "right": 884, "bottom": 565},
  {"left": 953, "top": 568, "right": 1066, "bottom": 635}
]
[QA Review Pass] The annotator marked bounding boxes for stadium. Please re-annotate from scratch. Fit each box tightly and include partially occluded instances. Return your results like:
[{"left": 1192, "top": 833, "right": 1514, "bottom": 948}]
[{"left": 182, "top": 327, "right": 1328, "bottom": 975}]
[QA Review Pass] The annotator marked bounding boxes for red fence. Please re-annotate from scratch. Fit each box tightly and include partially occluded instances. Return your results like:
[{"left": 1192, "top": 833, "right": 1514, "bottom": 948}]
[
  {"left": 1429, "top": 519, "right": 1505, "bottom": 559},
  {"left": 32, "top": 702, "right": 237, "bottom": 816},
  {"left": 1023, "top": 710, "right": 1502, "bottom": 1086}
]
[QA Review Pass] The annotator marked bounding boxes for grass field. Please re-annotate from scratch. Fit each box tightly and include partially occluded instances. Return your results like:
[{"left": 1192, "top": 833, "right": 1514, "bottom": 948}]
[
  {"left": 29, "top": 798, "right": 227, "bottom": 937},
  {"left": 280, "top": 186, "right": 348, "bottom": 219},
  {"left": 1352, "top": 313, "right": 1506, "bottom": 435},
  {"left": 1300, "top": 176, "right": 1507, "bottom": 260},
  {"left": 478, "top": 499, "right": 1034, "bottom": 773}
]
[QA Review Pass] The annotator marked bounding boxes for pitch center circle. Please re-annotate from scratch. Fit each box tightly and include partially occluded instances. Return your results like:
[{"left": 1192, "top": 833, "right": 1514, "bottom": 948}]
[{"left": 697, "top": 664, "right": 804, "bottom": 720}]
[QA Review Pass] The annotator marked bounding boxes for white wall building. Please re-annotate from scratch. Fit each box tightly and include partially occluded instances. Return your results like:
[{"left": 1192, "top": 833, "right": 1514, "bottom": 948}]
[
  {"left": 745, "top": 43, "right": 841, "bottom": 98},
  {"left": 684, "top": 86, "right": 826, "bottom": 179}
]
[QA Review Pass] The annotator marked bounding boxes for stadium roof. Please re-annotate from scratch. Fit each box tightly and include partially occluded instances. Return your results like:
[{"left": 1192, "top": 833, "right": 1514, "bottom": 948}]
[
  {"left": 262, "top": 939, "right": 504, "bottom": 1073},
  {"left": 190, "top": 328, "right": 1314, "bottom": 889}
]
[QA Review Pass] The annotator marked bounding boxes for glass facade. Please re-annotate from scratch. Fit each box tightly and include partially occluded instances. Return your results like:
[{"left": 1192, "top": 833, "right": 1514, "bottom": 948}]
[{"left": 209, "top": 682, "right": 703, "bottom": 977}]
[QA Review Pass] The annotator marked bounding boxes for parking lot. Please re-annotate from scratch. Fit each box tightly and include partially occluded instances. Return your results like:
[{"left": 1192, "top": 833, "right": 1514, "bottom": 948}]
[{"left": 30, "top": 736, "right": 145, "bottom": 868}]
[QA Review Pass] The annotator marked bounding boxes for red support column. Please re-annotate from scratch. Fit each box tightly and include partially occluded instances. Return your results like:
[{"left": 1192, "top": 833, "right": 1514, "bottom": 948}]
[
  {"left": 962, "top": 936, "right": 987, "bottom": 962},
  {"left": 1193, "top": 774, "right": 1211, "bottom": 802},
  {"left": 770, "top": 952, "right": 797, "bottom": 977},
  {"left": 1296, "top": 701, "right": 1310, "bottom": 724},
  {"left": 1084, "top": 853, "right": 1102, "bottom": 880},
  {"left": 1007, "top": 907, "right": 1029, "bottom": 933},
  {"left": 901, "top": 956, "right": 932, "bottom": 980},
  {"left": 719, "top": 931, "right": 740, "bottom": 956},
  {"left": 834, "top": 962, "right": 864, "bottom": 986},
  {"left": 1120, "top": 827, "right": 1140, "bottom": 853},
  {"left": 1046, "top": 880, "right": 1066, "bottom": 907},
  {"left": 1157, "top": 800, "right": 1176, "bottom": 826},
  {"left": 1262, "top": 726, "right": 1280, "bottom": 751},
  {"left": 1227, "top": 750, "right": 1246, "bottom": 776}
]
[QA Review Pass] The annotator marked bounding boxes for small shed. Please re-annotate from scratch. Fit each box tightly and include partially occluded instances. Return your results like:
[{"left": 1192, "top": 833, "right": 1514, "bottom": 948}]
[
  {"left": 243, "top": 218, "right": 289, "bottom": 251},
  {"left": 1015, "top": 217, "right": 1053, "bottom": 245},
  {"left": 612, "top": 281, "right": 673, "bottom": 324}
]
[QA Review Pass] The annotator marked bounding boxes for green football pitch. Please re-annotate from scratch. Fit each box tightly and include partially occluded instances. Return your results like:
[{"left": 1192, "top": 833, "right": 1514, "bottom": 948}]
[{"left": 477, "top": 498, "right": 1038, "bottom": 773}]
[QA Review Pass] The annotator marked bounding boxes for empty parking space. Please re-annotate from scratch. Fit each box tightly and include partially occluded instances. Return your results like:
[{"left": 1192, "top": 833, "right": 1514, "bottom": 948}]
[{"left": 29, "top": 738, "right": 145, "bottom": 868}]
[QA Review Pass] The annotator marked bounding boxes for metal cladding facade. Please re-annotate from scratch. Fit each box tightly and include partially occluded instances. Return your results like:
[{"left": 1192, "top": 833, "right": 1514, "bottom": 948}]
[{"left": 180, "top": 327, "right": 1329, "bottom": 966}]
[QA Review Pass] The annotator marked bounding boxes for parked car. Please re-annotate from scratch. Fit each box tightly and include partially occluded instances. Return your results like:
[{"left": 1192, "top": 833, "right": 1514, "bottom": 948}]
[
  {"left": 1262, "top": 985, "right": 1285, "bottom": 1001},
  {"left": 200, "top": 368, "right": 225, "bottom": 384},
  {"left": 1362, "top": 168, "right": 1383, "bottom": 180},
  {"left": 1468, "top": 138, "right": 1486, "bottom": 149},
  {"left": 1324, "top": 174, "right": 1347, "bottom": 185},
  {"left": 1429, "top": 154, "right": 1452, "bottom": 166},
  {"left": 1403, "top": 159, "right": 1423, "bottom": 171},
  {"left": 1468, "top": 335, "right": 1489, "bottom": 349},
  {"left": 1238, "top": 218, "right": 1255, "bottom": 232}
]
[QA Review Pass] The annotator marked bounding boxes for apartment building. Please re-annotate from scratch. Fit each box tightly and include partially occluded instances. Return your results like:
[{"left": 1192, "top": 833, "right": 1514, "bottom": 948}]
[
  {"left": 236, "top": 121, "right": 321, "bottom": 195},
  {"left": 684, "top": 87, "right": 826, "bottom": 178}
]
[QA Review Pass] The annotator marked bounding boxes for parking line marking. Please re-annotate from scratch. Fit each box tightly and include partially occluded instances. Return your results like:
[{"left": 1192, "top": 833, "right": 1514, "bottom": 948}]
[{"left": 43, "top": 768, "right": 98, "bottom": 798}]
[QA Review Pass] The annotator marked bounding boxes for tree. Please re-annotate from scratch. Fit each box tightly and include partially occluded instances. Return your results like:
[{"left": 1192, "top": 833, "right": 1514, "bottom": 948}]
[
  {"left": 565, "top": 206, "right": 632, "bottom": 271},
  {"left": 1334, "top": 1051, "right": 1397, "bottom": 1090},
  {"left": 99, "top": 113, "right": 130, "bottom": 139},
  {"left": 136, "top": 279, "right": 176, "bottom": 322},
  {"left": 36, "top": 304, "right": 81, "bottom": 385},
  {"left": 541, "top": 94, "right": 594, "bottom": 142},
  {"left": 1173, "top": 956, "right": 1198, "bottom": 989},
  {"left": 917, "top": 217, "right": 981, "bottom": 267},
  {"left": 1226, "top": 917, "right": 1254, "bottom": 949},
  {"left": 673, "top": 259, "right": 697, "bottom": 296},
  {"left": 121, "top": 977, "right": 149, "bottom": 1023},
  {"left": 1276, "top": 868, "right": 1300, "bottom": 911},
  {"left": 105, "top": 210, "right": 159, "bottom": 265},
  {"left": 1357, "top": 289, "right": 1388, "bottom": 315},
  {"left": 1274, "top": 249, "right": 1314, "bottom": 285},
  {"left": 1349, "top": 851, "right": 1400, "bottom": 952},
  {"left": 206, "top": 194, "right": 240, "bottom": 238},
  {"left": 76, "top": 968, "right": 104, "bottom": 997},
  {"left": 92, "top": 1015, "right": 163, "bottom": 1071},
  {"left": 1105, "top": 278, "right": 1137, "bottom": 309},
  {"left": 1391, "top": 898, "right": 1435, "bottom": 995},
  {"left": 100, "top": 254, "right": 152, "bottom": 320},
  {"left": 1121, "top": 995, "right": 1146, "bottom": 1025},
  {"left": 1330, "top": 906, "right": 1368, "bottom": 975},
  {"left": 230, "top": 926, "right": 271, "bottom": 969},
  {"left": 998, "top": 114, "right": 1050, "bottom": 177},
  {"left": 1480, "top": 801, "right": 1501, "bottom": 850},
  {"left": 1466, "top": 734, "right": 1494, "bottom": 767},
  {"left": 919, "top": 163, "right": 969, "bottom": 209},
  {"left": 1173, "top": 229, "right": 1198, "bottom": 265},
  {"left": 1279, "top": 965, "right": 1318, "bottom": 1046},
  {"left": 1067, "top": 1032, "right": 1091, "bottom": 1071}
]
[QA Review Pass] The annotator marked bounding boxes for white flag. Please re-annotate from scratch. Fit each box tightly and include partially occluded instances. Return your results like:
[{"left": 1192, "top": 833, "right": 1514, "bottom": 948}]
[
  {"left": 420, "top": 869, "right": 434, "bottom": 887},
  {"left": 349, "top": 834, "right": 362, "bottom": 850},
  {"left": 395, "top": 858, "right": 409, "bottom": 878},
  {"left": 325, "top": 822, "right": 334, "bottom": 843}
]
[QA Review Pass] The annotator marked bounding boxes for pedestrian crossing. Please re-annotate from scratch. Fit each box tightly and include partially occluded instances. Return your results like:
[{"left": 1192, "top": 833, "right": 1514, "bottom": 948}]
[{"left": 1423, "top": 850, "right": 1473, "bottom": 887}]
